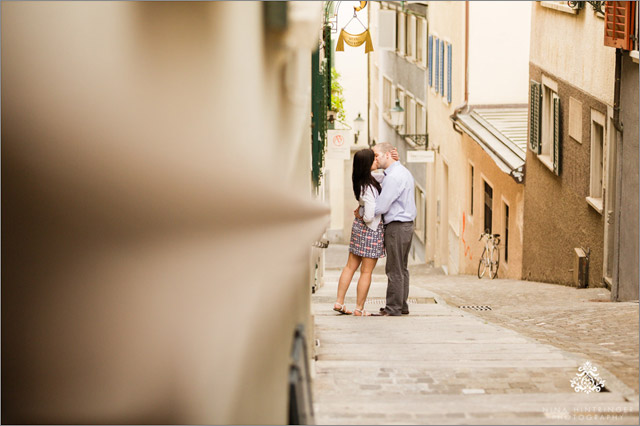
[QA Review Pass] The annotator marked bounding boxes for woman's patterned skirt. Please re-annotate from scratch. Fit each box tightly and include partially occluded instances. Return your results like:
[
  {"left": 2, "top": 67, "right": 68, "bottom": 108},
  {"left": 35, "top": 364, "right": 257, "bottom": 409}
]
[{"left": 349, "top": 217, "right": 385, "bottom": 259}]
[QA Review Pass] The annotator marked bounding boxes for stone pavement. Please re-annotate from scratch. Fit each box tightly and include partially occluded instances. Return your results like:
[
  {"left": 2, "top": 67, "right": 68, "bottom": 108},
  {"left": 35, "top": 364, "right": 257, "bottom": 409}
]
[{"left": 311, "top": 244, "right": 639, "bottom": 424}]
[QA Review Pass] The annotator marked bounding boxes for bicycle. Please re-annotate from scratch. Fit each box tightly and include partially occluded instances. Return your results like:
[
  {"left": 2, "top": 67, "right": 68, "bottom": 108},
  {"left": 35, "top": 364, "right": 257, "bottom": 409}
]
[{"left": 477, "top": 231, "right": 501, "bottom": 279}]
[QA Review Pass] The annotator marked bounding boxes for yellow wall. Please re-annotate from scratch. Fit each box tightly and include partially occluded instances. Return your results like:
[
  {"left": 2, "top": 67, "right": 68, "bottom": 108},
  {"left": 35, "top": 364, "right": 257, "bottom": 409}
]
[{"left": 459, "top": 134, "right": 525, "bottom": 279}]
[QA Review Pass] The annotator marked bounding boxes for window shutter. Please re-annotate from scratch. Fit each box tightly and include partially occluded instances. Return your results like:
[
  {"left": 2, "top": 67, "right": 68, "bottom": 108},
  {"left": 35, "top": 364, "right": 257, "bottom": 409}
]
[
  {"left": 440, "top": 41, "right": 445, "bottom": 97},
  {"left": 552, "top": 94, "right": 561, "bottom": 175},
  {"left": 428, "top": 36, "right": 433, "bottom": 87},
  {"left": 604, "top": 1, "right": 636, "bottom": 50},
  {"left": 435, "top": 38, "right": 440, "bottom": 94},
  {"left": 529, "top": 80, "right": 541, "bottom": 154},
  {"left": 447, "top": 44, "right": 452, "bottom": 104}
]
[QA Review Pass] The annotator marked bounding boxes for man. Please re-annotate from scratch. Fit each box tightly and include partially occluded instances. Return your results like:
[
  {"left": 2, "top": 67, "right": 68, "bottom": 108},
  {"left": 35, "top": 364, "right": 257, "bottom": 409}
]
[{"left": 357, "top": 142, "right": 416, "bottom": 316}]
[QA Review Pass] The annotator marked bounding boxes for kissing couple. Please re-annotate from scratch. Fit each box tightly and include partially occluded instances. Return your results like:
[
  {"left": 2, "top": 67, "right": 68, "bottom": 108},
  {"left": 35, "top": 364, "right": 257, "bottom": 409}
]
[{"left": 333, "top": 142, "right": 417, "bottom": 316}]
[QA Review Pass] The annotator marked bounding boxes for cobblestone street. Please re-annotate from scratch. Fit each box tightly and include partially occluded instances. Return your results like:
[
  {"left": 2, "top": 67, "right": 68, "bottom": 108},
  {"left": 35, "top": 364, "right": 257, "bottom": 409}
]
[{"left": 312, "top": 245, "right": 639, "bottom": 424}]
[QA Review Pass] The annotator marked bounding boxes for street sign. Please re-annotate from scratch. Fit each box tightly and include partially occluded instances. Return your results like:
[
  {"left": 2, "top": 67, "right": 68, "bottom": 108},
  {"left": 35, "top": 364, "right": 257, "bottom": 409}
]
[
  {"left": 327, "top": 130, "right": 351, "bottom": 160},
  {"left": 407, "top": 150, "right": 435, "bottom": 163}
]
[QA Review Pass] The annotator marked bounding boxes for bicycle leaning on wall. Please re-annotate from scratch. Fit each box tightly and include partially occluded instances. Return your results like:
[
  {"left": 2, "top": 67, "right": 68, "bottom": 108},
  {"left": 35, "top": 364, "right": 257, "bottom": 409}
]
[{"left": 477, "top": 231, "right": 500, "bottom": 279}]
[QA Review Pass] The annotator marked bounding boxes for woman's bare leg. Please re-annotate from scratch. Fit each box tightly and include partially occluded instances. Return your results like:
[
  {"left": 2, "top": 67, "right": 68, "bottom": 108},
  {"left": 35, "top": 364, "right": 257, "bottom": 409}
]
[
  {"left": 355, "top": 257, "right": 378, "bottom": 311},
  {"left": 335, "top": 252, "right": 362, "bottom": 310}
]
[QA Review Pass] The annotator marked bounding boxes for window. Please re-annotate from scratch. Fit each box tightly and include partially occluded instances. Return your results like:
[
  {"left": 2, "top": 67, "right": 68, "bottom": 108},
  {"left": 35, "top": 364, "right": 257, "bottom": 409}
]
[
  {"left": 428, "top": 35, "right": 433, "bottom": 86},
  {"left": 382, "top": 76, "right": 392, "bottom": 120},
  {"left": 504, "top": 202, "right": 509, "bottom": 263},
  {"left": 484, "top": 181, "right": 493, "bottom": 234},
  {"left": 530, "top": 77, "right": 562, "bottom": 175},
  {"left": 469, "top": 165, "right": 474, "bottom": 216},
  {"left": 406, "top": 95, "right": 416, "bottom": 135},
  {"left": 434, "top": 38, "right": 440, "bottom": 93},
  {"left": 416, "top": 101, "right": 425, "bottom": 136},
  {"left": 407, "top": 15, "right": 416, "bottom": 59},
  {"left": 439, "top": 39, "right": 445, "bottom": 98},
  {"left": 588, "top": 109, "right": 606, "bottom": 212},
  {"left": 397, "top": 12, "right": 406, "bottom": 55},
  {"left": 416, "top": 19, "right": 427, "bottom": 67},
  {"left": 396, "top": 86, "right": 405, "bottom": 127},
  {"left": 415, "top": 185, "right": 426, "bottom": 242},
  {"left": 446, "top": 43, "right": 452, "bottom": 104}
]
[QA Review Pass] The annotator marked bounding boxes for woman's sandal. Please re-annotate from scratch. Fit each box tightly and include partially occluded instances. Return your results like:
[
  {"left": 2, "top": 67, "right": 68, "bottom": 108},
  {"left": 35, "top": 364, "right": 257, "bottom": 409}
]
[
  {"left": 333, "top": 303, "right": 352, "bottom": 315},
  {"left": 353, "top": 308, "right": 373, "bottom": 317}
]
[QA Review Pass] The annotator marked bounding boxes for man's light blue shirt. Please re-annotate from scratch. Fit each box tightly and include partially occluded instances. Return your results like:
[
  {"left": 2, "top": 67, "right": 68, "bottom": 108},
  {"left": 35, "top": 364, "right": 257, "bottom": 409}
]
[{"left": 374, "top": 161, "right": 417, "bottom": 224}]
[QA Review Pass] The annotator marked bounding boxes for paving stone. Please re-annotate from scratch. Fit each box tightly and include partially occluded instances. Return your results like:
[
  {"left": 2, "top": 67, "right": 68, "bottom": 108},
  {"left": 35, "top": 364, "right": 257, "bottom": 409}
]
[{"left": 313, "top": 245, "right": 639, "bottom": 425}]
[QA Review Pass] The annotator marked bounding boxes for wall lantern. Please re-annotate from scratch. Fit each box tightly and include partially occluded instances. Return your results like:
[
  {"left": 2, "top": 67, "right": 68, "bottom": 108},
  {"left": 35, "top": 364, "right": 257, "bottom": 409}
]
[
  {"left": 353, "top": 112, "right": 365, "bottom": 144},
  {"left": 388, "top": 99, "right": 431, "bottom": 149}
]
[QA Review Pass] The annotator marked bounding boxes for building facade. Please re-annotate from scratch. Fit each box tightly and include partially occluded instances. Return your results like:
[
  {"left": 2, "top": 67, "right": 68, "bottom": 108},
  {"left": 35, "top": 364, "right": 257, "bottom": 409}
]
[{"left": 523, "top": 1, "right": 616, "bottom": 288}]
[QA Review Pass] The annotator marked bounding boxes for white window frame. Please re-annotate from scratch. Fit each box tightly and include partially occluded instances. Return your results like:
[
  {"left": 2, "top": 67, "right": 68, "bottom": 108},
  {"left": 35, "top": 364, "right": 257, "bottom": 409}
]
[
  {"left": 407, "top": 14, "right": 416, "bottom": 60},
  {"left": 396, "top": 85, "right": 406, "bottom": 129},
  {"left": 587, "top": 109, "right": 606, "bottom": 213},
  {"left": 417, "top": 18, "right": 427, "bottom": 68},
  {"left": 539, "top": 75, "right": 559, "bottom": 172},
  {"left": 397, "top": 12, "right": 406, "bottom": 56},
  {"left": 540, "top": 1, "right": 579, "bottom": 15},
  {"left": 382, "top": 75, "right": 393, "bottom": 121},
  {"left": 416, "top": 100, "right": 425, "bottom": 136},
  {"left": 406, "top": 93, "right": 416, "bottom": 135}
]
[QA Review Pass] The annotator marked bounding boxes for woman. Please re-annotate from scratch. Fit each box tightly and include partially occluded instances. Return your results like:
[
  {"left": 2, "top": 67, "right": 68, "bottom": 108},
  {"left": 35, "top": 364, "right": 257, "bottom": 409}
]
[{"left": 333, "top": 148, "right": 385, "bottom": 317}]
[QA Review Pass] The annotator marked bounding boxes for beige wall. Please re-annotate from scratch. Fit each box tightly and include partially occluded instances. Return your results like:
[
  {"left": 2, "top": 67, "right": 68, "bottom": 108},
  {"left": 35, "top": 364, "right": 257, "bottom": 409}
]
[
  {"left": 530, "top": 2, "right": 615, "bottom": 105},
  {"left": 468, "top": 1, "right": 531, "bottom": 105},
  {"left": 425, "top": 1, "right": 466, "bottom": 272},
  {"left": 2, "top": 2, "right": 327, "bottom": 423},
  {"left": 459, "top": 134, "right": 525, "bottom": 279}
]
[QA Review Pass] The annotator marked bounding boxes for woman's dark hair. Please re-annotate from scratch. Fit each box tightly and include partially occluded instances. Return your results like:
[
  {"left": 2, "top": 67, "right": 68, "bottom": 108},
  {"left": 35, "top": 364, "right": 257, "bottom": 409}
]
[{"left": 352, "top": 149, "right": 382, "bottom": 201}]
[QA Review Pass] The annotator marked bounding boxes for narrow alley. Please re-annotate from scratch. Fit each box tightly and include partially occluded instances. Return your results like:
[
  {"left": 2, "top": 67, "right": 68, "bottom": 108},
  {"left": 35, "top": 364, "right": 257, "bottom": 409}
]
[{"left": 312, "top": 244, "right": 639, "bottom": 424}]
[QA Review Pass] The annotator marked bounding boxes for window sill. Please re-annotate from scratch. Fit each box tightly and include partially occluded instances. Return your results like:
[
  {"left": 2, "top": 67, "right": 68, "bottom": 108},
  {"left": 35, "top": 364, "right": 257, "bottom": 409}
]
[
  {"left": 630, "top": 51, "right": 639, "bottom": 64},
  {"left": 538, "top": 153, "right": 555, "bottom": 173},
  {"left": 586, "top": 196, "right": 604, "bottom": 214},
  {"left": 540, "top": 1, "right": 579, "bottom": 15}
]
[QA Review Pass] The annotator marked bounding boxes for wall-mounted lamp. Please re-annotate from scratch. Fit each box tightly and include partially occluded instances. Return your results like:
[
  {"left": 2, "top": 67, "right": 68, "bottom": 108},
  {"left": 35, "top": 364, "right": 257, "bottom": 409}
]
[
  {"left": 353, "top": 112, "right": 365, "bottom": 144},
  {"left": 389, "top": 99, "right": 430, "bottom": 149}
]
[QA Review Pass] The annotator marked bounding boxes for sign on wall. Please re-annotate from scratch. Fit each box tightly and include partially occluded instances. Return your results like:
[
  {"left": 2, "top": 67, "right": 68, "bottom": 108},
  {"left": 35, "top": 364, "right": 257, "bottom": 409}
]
[
  {"left": 407, "top": 150, "right": 435, "bottom": 163},
  {"left": 327, "top": 130, "right": 351, "bottom": 160}
]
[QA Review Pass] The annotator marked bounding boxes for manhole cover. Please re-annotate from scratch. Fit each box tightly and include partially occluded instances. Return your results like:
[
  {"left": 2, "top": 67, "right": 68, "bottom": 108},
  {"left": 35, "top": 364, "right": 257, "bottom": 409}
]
[{"left": 459, "top": 305, "right": 492, "bottom": 311}]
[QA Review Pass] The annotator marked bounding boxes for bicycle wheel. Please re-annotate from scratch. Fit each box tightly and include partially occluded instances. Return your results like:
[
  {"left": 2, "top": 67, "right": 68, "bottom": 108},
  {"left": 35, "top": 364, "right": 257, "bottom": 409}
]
[
  {"left": 489, "top": 246, "right": 500, "bottom": 279},
  {"left": 477, "top": 248, "right": 488, "bottom": 278}
]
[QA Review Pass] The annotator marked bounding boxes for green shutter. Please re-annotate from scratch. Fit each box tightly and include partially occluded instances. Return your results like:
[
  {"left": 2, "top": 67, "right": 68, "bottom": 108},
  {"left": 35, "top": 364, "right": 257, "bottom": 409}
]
[
  {"left": 553, "top": 94, "right": 561, "bottom": 175},
  {"left": 529, "top": 80, "right": 541, "bottom": 154}
]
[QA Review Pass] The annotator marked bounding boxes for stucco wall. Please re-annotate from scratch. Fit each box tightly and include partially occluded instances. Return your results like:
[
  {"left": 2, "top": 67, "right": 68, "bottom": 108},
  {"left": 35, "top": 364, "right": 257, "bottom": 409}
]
[
  {"left": 460, "top": 133, "right": 525, "bottom": 279},
  {"left": 468, "top": 1, "right": 531, "bottom": 105},
  {"left": 522, "top": 64, "right": 607, "bottom": 287},
  {"left": 530, "top": 2, "right": 615, "bottom": 105},
  {"left": 424, "top": 0, "right": 465, "bottom": 270},
  {"left": 616, "top": 54, "right": 639, "bottom": 301}
]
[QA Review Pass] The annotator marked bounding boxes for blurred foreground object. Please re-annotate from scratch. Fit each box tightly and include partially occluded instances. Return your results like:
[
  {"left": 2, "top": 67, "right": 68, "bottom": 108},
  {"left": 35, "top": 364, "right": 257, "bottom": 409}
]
[{"left": 2, "top": 1, "right": 328, "bottom": 424}]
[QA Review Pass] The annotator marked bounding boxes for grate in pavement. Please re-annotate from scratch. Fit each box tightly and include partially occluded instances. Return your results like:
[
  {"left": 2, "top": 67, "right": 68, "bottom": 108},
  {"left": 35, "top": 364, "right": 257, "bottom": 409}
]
[{"left": 458, "top": 305, "right": 492, "bottom": 311}]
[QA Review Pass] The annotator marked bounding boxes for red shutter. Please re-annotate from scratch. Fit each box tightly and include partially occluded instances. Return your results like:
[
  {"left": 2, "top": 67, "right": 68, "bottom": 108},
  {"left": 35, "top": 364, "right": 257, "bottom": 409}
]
[{"left": 604, "top": 1, "right": 636, "bottom": 50}]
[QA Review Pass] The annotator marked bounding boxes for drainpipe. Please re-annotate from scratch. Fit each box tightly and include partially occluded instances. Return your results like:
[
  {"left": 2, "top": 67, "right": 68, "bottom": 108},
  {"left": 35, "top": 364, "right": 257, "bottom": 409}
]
[
  {"left": 611, "top": 47, "right": 624, "bottom": 299},
  {"left": 450, "top": 0, "right": 469, "bottom": 133},
  {"left": 613, "top": 48, "right": 623, "bottom": 133}
]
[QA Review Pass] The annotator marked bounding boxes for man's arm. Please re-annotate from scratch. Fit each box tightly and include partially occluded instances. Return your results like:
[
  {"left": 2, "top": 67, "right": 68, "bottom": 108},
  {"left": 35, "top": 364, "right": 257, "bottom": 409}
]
[{"left": 374, "top": 176, "right": 402, "bottom": 216}]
